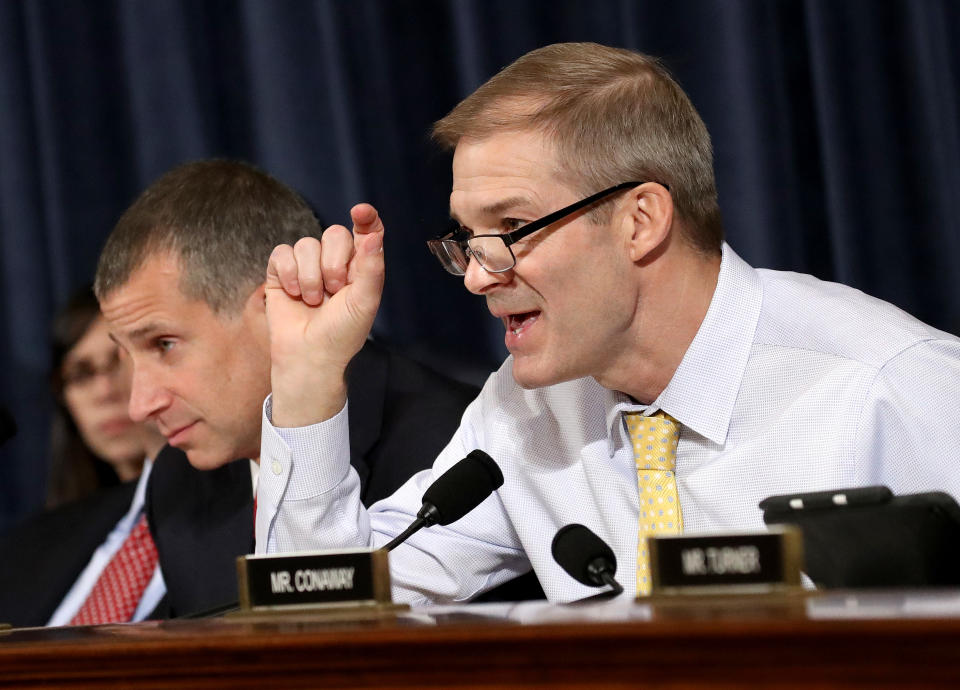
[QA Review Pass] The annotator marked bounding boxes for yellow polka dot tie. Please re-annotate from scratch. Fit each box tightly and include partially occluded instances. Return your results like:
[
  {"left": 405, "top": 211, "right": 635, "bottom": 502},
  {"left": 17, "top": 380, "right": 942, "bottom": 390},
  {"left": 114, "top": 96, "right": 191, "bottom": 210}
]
[{"left": 625, "top": 411, "right": 682, "bottom": 596}]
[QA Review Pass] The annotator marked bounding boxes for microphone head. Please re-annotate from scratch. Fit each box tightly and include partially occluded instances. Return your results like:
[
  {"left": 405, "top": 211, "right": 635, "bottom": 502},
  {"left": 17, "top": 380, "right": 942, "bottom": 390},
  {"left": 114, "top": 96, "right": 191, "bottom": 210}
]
[
  {"left": 420, "top": 449, "right": 504, "bottom": 526},
  {"left": 551, "top": 523, "right": 618, "bottom": 587}
]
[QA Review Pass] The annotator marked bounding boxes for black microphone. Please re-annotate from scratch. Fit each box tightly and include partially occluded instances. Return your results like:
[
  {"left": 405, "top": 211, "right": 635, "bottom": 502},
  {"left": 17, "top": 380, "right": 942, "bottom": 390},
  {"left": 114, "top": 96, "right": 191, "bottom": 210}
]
[
  {"left": 551, "top": 523, "right": 624, "bottom": 595},
  {"left": 180, "top": 451, "right": 503, "bottom": 620},
  {"left": 384, "top": 449, "right": 503, "bottom": 552}
]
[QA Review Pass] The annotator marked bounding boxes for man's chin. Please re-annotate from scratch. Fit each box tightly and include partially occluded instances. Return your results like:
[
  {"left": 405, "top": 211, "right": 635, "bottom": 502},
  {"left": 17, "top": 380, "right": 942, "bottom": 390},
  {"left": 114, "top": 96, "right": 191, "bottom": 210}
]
[
  {"left": 182, "top": 447, "right": 233, "bottom": 471},
  {"left": 510, "top": 357, "right": 571, "bottom": 390}
]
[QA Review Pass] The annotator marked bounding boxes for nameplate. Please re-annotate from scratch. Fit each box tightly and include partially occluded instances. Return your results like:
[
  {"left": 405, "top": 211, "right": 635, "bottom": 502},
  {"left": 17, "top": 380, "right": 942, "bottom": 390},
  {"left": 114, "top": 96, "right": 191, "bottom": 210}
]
[
  {"left": 649, "top": 526, "right": 803, "bottom": 595},
  {"left": 236, "top": 548, "right": 392, "bottom": 611}
]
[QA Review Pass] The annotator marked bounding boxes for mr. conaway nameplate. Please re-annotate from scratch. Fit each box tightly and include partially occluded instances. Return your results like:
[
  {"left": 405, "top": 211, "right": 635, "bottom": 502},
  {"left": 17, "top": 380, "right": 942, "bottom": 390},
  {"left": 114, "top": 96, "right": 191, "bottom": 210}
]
[
  {"left": 649, "top": 526, "right": 804, "bottom": 595},
  {"left": 236, "top": 548, "right": 397, "bottom": 613}
]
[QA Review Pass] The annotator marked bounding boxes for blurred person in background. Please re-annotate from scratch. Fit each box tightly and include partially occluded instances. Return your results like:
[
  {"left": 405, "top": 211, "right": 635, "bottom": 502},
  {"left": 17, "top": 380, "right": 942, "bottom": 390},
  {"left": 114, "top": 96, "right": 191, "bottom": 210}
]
[{"left": 46, "top": 287, "right": 165, "bottom": 507}]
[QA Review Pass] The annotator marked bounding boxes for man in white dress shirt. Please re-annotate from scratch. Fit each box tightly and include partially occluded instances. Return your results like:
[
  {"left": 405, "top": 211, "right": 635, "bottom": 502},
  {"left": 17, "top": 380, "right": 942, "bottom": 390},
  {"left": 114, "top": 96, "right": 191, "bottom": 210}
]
[{"left": 256, "top": 43, "right": 960, "bottom": 603}]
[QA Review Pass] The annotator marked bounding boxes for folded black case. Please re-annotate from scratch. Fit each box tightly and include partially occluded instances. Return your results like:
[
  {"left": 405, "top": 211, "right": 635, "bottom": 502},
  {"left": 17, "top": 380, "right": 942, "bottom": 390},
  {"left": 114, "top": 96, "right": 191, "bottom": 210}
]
[{"left": 760, "top": 486, "right": 960, "bottom": 588}]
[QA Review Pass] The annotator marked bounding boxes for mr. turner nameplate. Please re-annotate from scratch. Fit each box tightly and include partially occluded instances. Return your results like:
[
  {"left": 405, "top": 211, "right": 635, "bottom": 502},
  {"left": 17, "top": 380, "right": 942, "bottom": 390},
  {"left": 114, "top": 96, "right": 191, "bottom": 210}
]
[{"left": 649, "top": 526, "right": 803, "bottom": 595}]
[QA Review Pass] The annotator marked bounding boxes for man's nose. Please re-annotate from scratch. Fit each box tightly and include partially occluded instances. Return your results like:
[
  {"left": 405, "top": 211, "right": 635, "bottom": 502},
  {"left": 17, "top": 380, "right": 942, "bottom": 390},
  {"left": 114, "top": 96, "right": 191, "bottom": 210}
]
[
  {"left": 463, "top": 256, "right": 511, "bottom": 295},
  {"left": 127, "top": 368, "right": 172, "bottom": 423}
]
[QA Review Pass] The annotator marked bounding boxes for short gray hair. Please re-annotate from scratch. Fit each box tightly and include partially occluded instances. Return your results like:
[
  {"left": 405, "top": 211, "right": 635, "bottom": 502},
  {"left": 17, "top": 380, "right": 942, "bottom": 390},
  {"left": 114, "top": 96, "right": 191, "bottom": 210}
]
[{"left": 94, "top": 159, "right": 322, "bottom": 312}]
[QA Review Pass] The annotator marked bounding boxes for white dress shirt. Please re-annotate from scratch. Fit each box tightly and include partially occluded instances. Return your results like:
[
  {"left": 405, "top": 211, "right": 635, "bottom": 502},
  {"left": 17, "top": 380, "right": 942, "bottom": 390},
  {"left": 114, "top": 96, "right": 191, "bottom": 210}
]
[
  {"left": 257, "top": 244, "right": 960, "bottom": 604},
  {"left": 47, "top": 459, "right": 166, "bottom": 625}
]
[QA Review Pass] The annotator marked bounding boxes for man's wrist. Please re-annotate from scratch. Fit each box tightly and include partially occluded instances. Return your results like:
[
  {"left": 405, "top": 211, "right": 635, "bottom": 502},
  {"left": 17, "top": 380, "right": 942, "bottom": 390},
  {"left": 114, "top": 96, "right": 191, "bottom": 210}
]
[{"left": 270, "top": 369, "right": 347, "bottom": 428}]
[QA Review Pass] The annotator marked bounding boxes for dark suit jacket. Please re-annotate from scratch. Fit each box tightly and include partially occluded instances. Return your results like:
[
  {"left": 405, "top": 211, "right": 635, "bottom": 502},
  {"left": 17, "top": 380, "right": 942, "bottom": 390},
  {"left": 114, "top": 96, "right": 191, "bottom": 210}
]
[
  {"left": 0, "top": 481, "right": 159, "bottom": 628},
  {"left": 147, "top": 339, "right": 489, "bottom": 617}
]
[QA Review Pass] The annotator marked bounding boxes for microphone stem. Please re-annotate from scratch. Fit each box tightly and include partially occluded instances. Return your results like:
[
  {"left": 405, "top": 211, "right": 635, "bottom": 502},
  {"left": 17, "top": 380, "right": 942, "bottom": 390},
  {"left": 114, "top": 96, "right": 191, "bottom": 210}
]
[
  {"left": 383, "top": 517, "right": 427, "bottom": 552},
  {"left": 600, "top": 571, "right": 624, "bottom": 595}
]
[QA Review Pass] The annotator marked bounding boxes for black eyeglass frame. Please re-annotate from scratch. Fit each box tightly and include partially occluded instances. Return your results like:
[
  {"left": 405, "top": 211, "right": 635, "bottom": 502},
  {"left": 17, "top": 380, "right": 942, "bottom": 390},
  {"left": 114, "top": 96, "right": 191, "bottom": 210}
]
[{"left": 427, "top": 180, "right": 662, "bottom": 275}]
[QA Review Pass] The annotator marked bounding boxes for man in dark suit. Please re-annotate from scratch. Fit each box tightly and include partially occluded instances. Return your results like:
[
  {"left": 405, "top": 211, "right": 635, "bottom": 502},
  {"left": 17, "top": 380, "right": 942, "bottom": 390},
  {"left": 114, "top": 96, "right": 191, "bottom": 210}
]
[{"left": 91, "top": 160, "right": 485, "bottom": 619}]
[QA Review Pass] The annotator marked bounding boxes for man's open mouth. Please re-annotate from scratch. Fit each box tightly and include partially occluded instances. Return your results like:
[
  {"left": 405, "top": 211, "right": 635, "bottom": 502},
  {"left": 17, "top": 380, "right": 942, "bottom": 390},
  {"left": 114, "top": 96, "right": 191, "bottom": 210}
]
[{"left": 507, "top": 311, "right": 540, "bottom": 336}]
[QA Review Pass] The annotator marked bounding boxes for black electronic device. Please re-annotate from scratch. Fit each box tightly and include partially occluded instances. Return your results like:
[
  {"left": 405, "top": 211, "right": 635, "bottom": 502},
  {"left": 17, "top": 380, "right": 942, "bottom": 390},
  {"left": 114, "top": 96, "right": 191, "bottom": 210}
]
[{"left": 760, "top": 486, "right": 960, "bottom": 588}]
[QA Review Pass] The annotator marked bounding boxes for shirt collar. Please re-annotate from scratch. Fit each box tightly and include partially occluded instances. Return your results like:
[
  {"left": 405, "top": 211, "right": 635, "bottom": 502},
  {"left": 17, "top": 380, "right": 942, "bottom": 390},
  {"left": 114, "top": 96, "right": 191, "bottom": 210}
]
[
  {"left": 250, "top": 458, "right": 260, "bottom": 495},
  {"left": 655, "top": 243, "right": 762, "bottom": 445},
  {"left": 604, "top": 243, "right": 763, "bottom": 448},
  {"left": 115, "top": 457, "right": 154, "bottom": 532}
]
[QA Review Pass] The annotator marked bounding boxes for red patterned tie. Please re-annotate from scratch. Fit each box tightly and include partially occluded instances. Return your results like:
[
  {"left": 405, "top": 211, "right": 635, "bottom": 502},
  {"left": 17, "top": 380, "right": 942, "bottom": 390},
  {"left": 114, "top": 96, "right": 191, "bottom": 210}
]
[{"left": 70, "top": 513, "right": 158, "bottom": 625}]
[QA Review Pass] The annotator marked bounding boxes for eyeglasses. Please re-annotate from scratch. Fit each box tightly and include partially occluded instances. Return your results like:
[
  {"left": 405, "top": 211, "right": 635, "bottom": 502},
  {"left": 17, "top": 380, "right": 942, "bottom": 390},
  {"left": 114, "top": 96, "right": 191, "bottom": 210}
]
[{"left": 427, "top": 181, "right": 650, "bottom": 276}]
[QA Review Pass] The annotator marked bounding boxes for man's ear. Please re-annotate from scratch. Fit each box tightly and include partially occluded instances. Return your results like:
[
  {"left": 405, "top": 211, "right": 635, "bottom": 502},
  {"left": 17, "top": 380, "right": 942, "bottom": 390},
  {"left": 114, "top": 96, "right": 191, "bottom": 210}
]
[
  {"left": 246, "top": 282, "right": 267, "bottom": 315},
  {"left": 620, "top": 182, "right": 674, "bottom": 263}
]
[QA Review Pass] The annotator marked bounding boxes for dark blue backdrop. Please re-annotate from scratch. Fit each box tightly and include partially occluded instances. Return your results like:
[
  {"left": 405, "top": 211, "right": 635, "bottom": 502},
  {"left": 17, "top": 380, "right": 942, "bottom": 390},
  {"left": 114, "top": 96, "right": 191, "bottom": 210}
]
[{"left": 1, "top": 0, "right": 958, "bottom": 529}]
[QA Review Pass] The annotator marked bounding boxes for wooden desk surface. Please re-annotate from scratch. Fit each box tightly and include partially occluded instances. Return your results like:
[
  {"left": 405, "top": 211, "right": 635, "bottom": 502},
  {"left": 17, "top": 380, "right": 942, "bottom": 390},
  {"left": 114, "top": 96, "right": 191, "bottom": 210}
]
[{"left": 3, "top": 590, "right": 960, "bottom": 688}]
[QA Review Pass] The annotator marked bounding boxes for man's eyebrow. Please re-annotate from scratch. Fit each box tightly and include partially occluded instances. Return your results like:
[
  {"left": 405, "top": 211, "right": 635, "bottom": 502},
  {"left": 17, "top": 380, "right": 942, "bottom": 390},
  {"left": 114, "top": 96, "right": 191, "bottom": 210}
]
[
  {"left": 450, "top": 196, "right": 533, "bottom": 223},
  {"left": 120, "top": 323, "right": 165, "bottom": 344},
  {"left": 481, "top": 196, "right": 532, "bottom": 217}
]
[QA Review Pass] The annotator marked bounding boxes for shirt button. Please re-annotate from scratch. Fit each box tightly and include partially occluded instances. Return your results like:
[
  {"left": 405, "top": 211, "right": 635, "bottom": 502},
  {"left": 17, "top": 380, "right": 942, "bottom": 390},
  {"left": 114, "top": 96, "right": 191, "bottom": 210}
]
[{"left": 271, "top": 460, "right": 283, "bottom": 475}]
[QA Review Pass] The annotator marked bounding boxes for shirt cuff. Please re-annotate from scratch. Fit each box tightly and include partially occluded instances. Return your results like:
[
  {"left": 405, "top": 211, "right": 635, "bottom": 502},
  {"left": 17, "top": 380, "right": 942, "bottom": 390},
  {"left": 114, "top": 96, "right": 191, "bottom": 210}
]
[{"left": 260, "top": 393, "right": 352, "bottom": 502}]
